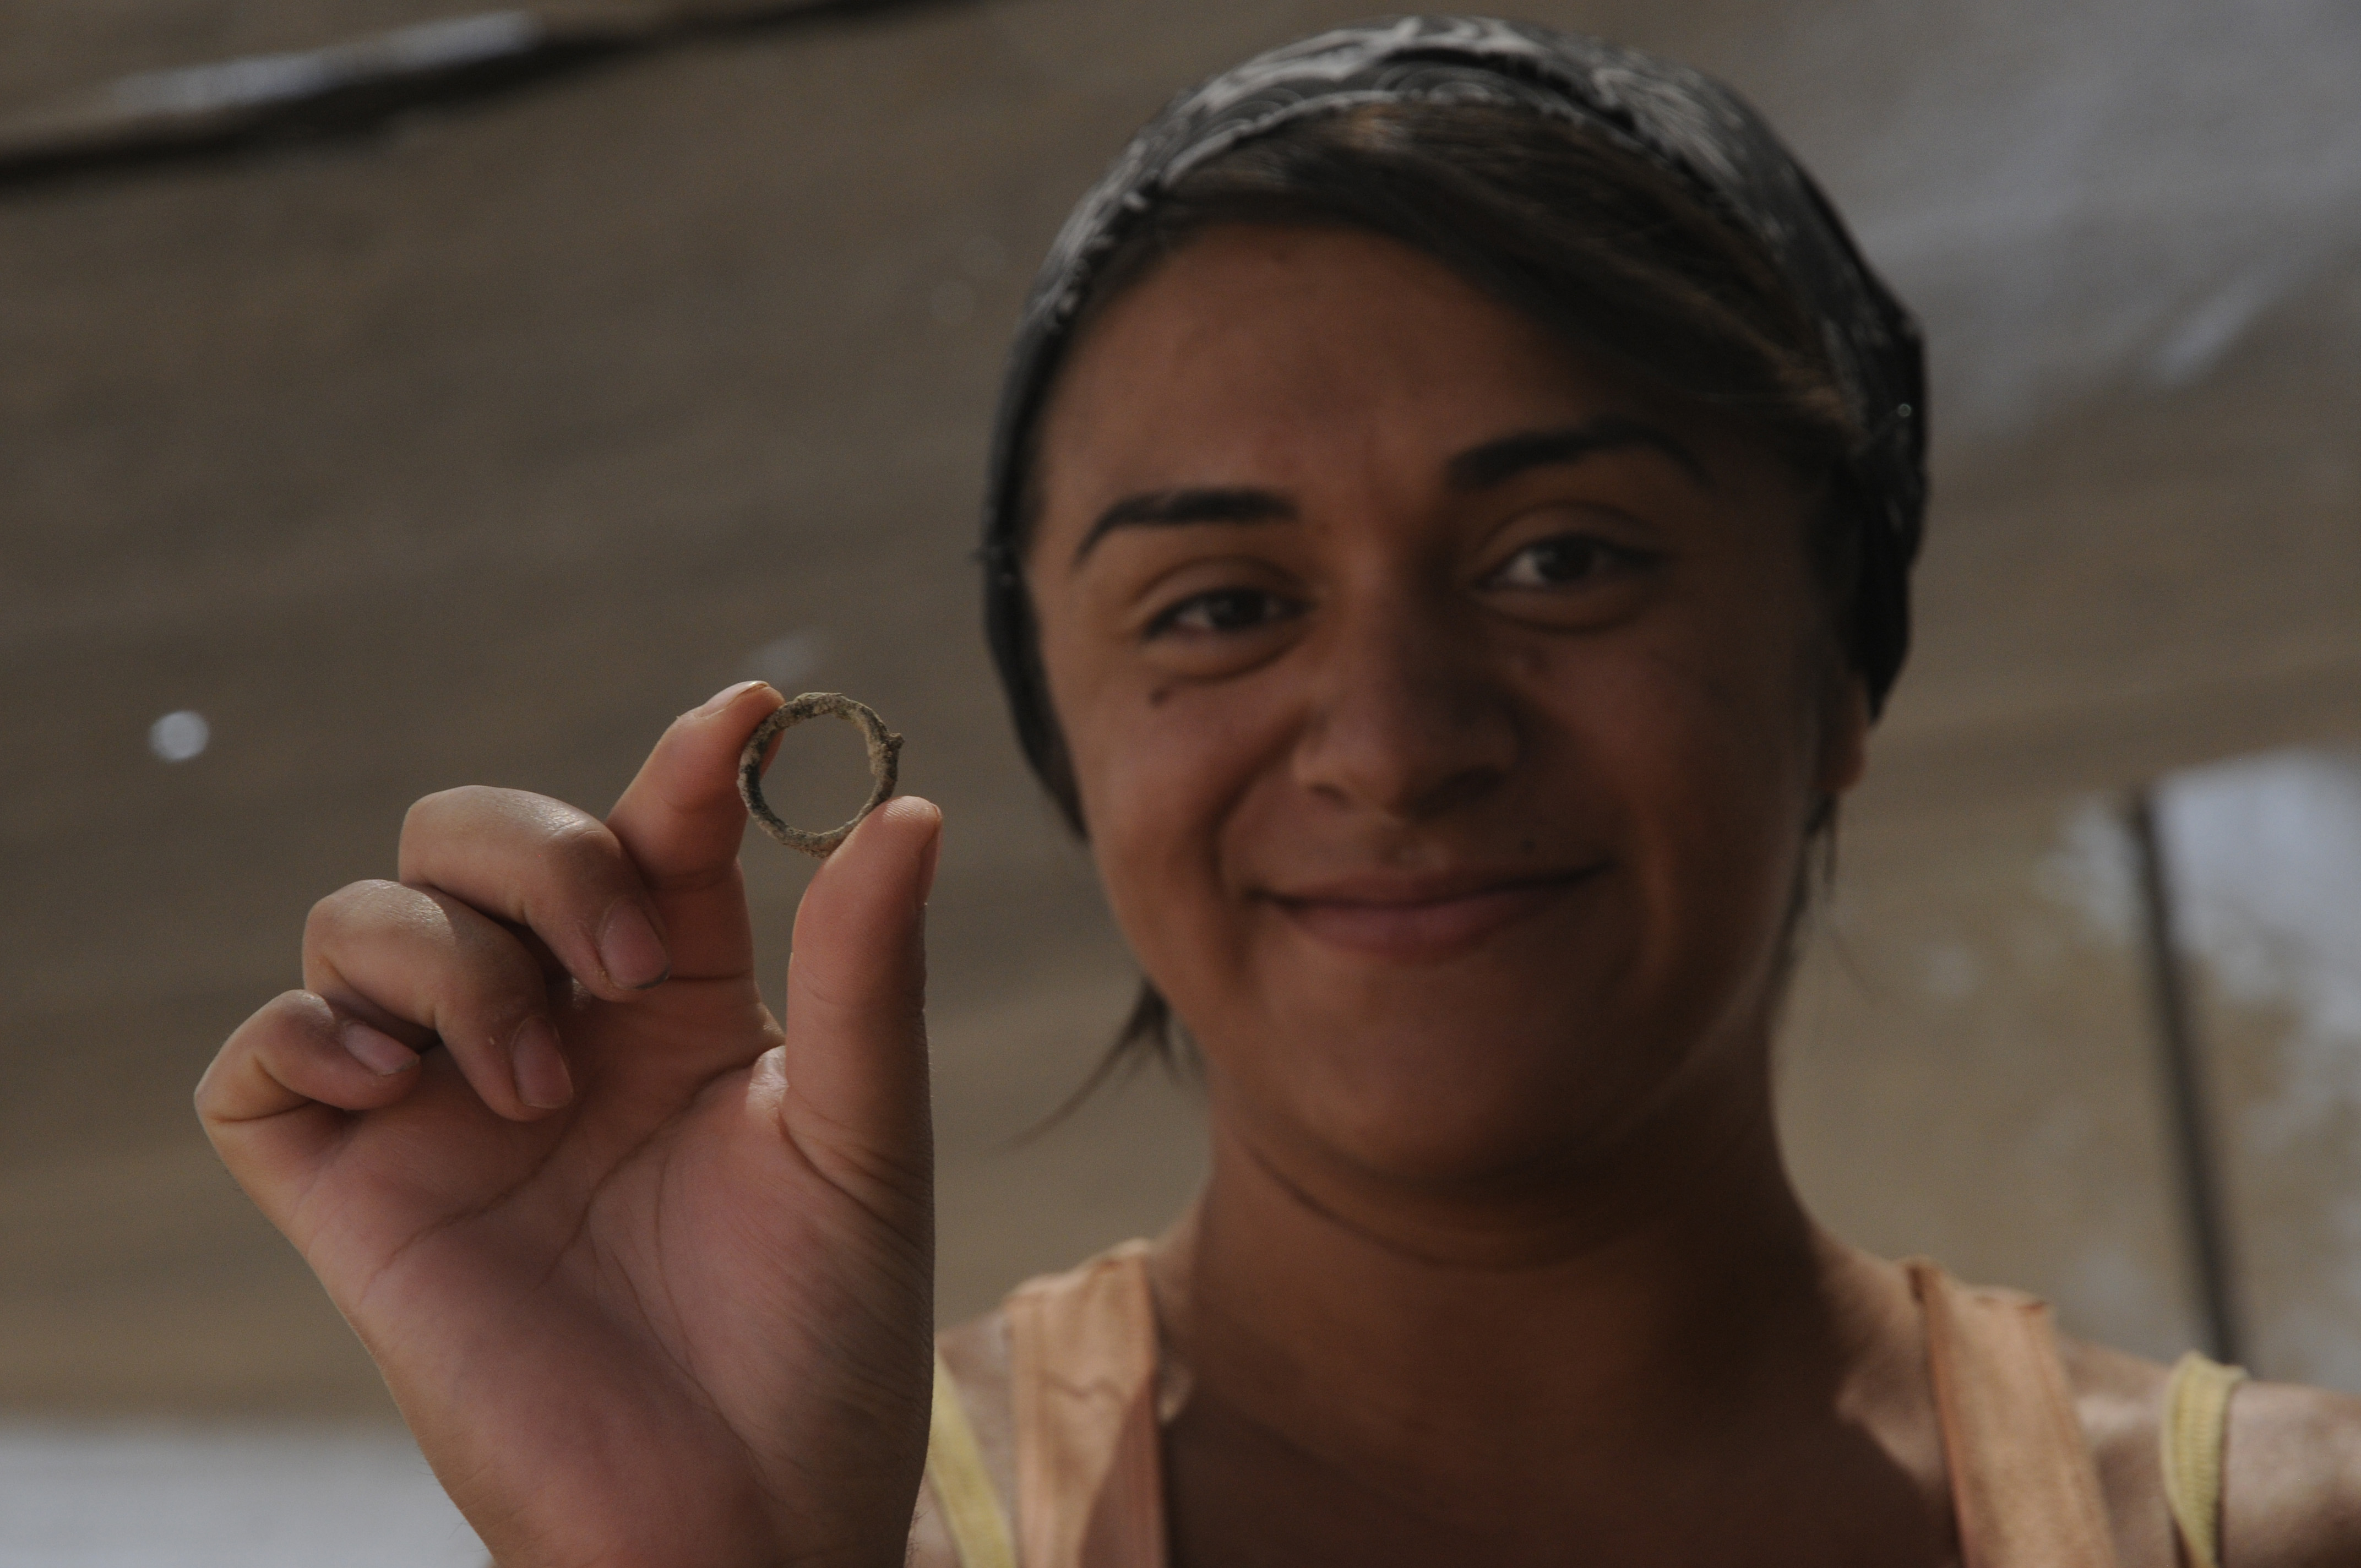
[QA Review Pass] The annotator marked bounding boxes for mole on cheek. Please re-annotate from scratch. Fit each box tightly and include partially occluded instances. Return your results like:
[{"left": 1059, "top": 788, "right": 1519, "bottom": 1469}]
[{"left": 1149, "top": 686, "right": 1171, "bottom": 707}]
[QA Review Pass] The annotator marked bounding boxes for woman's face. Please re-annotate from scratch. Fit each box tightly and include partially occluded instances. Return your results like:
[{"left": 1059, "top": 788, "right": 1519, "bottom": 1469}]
[{"left": 1027, "top": 225, "right": 1866, "bottom": 1188}]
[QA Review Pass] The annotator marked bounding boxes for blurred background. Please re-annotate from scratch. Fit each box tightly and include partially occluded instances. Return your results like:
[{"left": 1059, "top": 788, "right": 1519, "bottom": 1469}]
[{"left": 2, "top": 0, "right": 2356, "bottom": 1559}]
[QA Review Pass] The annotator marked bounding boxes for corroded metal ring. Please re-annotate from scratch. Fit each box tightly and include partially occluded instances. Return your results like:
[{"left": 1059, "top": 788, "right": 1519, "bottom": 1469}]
[{"left": 736, "top": 692, "right": 903, "bottom": 859}]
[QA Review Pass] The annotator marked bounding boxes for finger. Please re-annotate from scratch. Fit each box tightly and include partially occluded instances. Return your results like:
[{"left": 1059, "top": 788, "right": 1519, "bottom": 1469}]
[
  {"left": 197, "top": 990, "right": 425, "bottom": 1230},
  {"left": 775, "top": 794, "right": 941, "bottom": 1215},
  {"left": 304, "top": 879, "right": 574, "bottom": 1120},
  {"left": 602, "top": 679, "right": 785, "bottom": 983},
  {"left": 399, "top": 787, "right": 671, "bottom": 999}
]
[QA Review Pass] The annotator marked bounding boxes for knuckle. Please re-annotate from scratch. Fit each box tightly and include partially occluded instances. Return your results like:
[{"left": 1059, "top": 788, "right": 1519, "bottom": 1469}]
[
  {"left": 399, "top": 785, "right": 530, "bottom": 861},
  {"left": 231, "top": 989, "right": 328, "bottom": 1053},
  {"left": 433, "top": 909, "right": 546, "bottom": 1001},
  {"left": 400, "top": 786, "right": 466, "bottom": 845},
  {"left": 543, "top": 814, "right": 625, "bottom": 879},
  {"left": 258, "top": 987, "right": 333, "bottom": 1030},
  {"left": 480, "top": 942, "right": 548, "bottom": 1003},
  {"left": 200, "top": 990, "right": 329, "bottom": 1107},
  {"left": 405, "top": 782, "right": 505, "bottom": 826},
  {"left": 305, "top": 878, "right": 411, "bottom": 941}
]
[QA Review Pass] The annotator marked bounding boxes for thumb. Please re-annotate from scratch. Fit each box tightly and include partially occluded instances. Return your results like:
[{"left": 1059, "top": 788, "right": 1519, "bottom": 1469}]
[
  {"left": 604, "top": 680, "right": 785, "bottom": 984},
  {"left": 776, "top": 794, "right": 940, "bottom": 1206}
]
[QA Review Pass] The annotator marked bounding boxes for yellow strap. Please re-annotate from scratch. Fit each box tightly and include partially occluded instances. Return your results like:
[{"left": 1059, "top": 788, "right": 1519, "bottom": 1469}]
[
  {"left": 2160, "top": 1351, "right": 2246, "bottom": 1568},
  {"left": 927, "top": 1352, "right": 1018, "bottom": 1568}
]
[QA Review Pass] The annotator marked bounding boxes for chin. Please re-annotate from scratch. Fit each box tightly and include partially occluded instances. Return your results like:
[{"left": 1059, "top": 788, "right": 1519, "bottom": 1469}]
[{"left": 1226, "top": 987, "right": 1690, "bottom": 1190}]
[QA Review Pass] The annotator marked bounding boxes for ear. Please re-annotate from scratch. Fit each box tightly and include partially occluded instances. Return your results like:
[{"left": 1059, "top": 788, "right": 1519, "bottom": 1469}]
[{"left": 1815, "top": 668, "right": 1870, "bottom": 799}]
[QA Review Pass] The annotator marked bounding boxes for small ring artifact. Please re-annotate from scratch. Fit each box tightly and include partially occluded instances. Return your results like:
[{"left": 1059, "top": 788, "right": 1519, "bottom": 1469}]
[{"left": 736, "top": 692, "right": 904, "bottom": 858}]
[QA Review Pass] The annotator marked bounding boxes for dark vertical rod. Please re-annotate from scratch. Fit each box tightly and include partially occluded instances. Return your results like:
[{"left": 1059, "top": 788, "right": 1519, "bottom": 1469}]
[{"left": 2127, "top": 785, "right": 2244, "bottom": 1367}]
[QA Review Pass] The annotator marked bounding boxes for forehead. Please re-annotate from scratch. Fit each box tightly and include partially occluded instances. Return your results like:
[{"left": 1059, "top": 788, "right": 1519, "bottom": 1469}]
[{"left": 1035, "top": 224, "right": 1706, "bottom": 503}]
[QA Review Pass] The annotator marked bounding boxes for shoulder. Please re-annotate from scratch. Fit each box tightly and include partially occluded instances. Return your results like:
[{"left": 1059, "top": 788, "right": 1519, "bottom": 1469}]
[
  {"left": 2221, "top": 1374, "right": 2361, "bottom": 1565},
  {"left": 907, "top": 1310, "right": 1017, "bottom": 1568},
  {"left": 2059, "top": 1332, "right": 2361, "bottom": 1567}
]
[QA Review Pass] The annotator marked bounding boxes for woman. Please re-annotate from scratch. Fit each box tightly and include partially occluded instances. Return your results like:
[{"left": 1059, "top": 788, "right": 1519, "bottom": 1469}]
[{"left": 197, "top": 19, "right": 2361, "bottom": 1567}]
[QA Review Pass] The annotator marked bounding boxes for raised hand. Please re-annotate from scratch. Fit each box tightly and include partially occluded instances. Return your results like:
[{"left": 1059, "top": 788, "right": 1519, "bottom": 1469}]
[{"left": 197, "top": 681, "right": 939, "bottom": 1568}]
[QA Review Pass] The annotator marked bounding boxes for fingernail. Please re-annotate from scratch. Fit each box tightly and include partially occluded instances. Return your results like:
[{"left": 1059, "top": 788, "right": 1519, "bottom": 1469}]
[
  {"left": 342, "top": 1021, "right": 420, "bottom": 1076},
  {"left": 692, "top": 679, "right": 767, "bottom": 718},
  {"left": 510, "top": 1017, "right": 574, "bottom": 1110},
  {"left": 597, "top": 901, "right": 670, "bottom": 990},
  {"left": 916, "top": 820, "right": 942, "bottom": 906}
]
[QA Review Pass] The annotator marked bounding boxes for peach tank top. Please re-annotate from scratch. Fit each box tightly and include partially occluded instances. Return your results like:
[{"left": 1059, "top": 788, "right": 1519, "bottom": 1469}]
[{"left": 922, "top": 1246, "right": 2242, "bottom": 1568}]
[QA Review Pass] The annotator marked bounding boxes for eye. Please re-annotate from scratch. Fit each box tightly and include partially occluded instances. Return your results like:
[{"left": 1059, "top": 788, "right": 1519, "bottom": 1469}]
[
  {"left": 1143, "top": 587, "right": 1301, "bottom": 639},
  {"left": 1481, "top": 531, "right": 1653, "bottom": 591}
]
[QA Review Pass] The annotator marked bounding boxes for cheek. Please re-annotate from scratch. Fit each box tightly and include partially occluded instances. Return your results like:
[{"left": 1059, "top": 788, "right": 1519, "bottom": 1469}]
[
  {"left": 1047, "top": 635, "right": 1286, "bottom": 976},
  {"left": 1570, "top": 617, "right": 1820, "bottom": 993}
]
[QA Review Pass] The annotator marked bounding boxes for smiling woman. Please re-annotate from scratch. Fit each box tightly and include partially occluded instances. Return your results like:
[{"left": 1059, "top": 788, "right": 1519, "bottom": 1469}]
[
  {"left": 195, "top": 17, "right": 2361, "bottom": 1568},
  {"left": 1025, "top": 224, "right": 1862, "bottom": 1188}
]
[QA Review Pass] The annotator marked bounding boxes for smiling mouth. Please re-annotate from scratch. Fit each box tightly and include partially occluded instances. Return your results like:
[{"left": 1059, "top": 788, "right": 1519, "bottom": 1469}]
[{"left": 1266, "top": 867, "right": 1604, "bottom": 961}]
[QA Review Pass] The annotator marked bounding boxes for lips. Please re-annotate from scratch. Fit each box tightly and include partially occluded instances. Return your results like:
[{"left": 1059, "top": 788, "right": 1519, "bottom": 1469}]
[{"left": 1264, "top": 865, "right": 1603, "bottom": 961}]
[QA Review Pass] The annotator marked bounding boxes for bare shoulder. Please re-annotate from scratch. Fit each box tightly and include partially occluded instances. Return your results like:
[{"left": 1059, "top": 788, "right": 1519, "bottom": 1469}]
[
  {"left": 2059, "top": 1332, "right": 2361, "bottom": 1567},
  {"left": 909, "top": 1309, "right": 1017, "bottom": 1568},
  {"left": 2222, "top": 1375, "right": 2361, "bottom": 1566}
]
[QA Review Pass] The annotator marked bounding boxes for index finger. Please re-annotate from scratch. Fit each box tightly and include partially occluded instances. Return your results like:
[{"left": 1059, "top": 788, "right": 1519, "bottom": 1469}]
[{"left": 602, "top": 680, "right": 785, "bottom": 982}]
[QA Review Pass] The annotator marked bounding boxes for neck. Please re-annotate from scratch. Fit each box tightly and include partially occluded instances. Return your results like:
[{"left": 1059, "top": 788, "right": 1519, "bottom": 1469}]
[{"left": 1150, "top": 1035, "right": 1896, "bottom": 1516}]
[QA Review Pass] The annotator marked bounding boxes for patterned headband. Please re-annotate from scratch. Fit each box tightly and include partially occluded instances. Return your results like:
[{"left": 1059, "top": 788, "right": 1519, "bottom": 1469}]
[{"left": 982, "top": 16, "right": 1928, "bottom": 796}]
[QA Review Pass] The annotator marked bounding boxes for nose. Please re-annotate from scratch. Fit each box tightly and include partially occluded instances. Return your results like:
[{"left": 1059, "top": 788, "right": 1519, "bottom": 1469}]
[{"left": 1288, "top": 587, "right": 1520, "bottom": 824}]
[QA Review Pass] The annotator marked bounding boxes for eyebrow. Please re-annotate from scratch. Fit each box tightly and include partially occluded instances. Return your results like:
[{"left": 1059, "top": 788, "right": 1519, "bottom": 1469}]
[
  {"left": 1065, "top": 417, "right": 1705, "bottom": 568},
  {"left": 1071, "top": 486, "right": 1297, "bottom": 567},
  {"left": 1446, "top": 417, "right": 1711, "bottom": 492}
]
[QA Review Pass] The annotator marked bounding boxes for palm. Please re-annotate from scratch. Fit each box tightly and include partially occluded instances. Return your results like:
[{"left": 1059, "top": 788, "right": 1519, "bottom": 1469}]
[{"left": 200, "top": 688, "right": 938, "bottom": 1568}]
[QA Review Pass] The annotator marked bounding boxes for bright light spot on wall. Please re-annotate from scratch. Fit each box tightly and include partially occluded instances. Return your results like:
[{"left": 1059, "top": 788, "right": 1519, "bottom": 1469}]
[
  {"left": 2043, "top": 747, "right": 2361, "bottom": 1389},
  {"left": 2046, "top": 750, "right": 2361, "bottom": 1055},
  {"left": 148, "top": 710, "right": 210, "bottom": 763},
  {"left": 2157, "top": 748, "right": 2361, "bottom": 1140}
]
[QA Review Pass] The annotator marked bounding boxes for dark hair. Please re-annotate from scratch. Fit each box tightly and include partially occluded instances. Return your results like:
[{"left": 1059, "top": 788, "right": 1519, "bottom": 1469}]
[{"left": 1004, "top": 101, "right": 1876, "bottom": 1080}]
